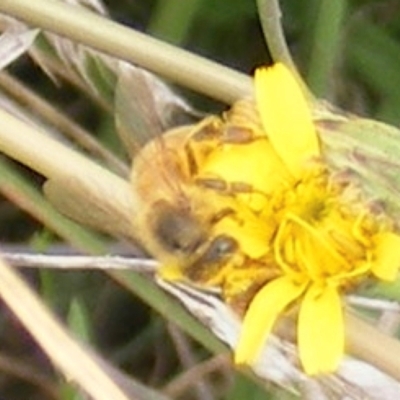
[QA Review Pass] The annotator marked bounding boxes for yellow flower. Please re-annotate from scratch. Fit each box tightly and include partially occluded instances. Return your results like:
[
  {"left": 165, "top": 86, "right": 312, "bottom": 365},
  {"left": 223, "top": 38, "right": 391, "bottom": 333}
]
[{"left": 231, "top": 63, "right": 400, "bottom": 375}]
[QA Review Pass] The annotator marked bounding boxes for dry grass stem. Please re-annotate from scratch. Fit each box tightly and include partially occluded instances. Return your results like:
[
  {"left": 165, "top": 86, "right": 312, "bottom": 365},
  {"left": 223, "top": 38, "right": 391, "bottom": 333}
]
[
  {"left": 1, "top": 252, "right": 158, "bottom": 272},
  {"left": 163, "top": 354, "right": 231, "bottom": 398},
  {"left": 0, "top": 0, "right": 251, "bottom": 103},
  {"left": 0, "top": 353, "right": 60, "bottom": 400},
  {"left": 167, "top": 323, "right": 214, "bottom": 400},
  {"left": 0, "top": 107, "right": 136, "bottom": 241},
  {"left": 0, "top": 71, "right": 128, "bottom": 176},
  {"left": 0, "top": 256, "right": 132, "bottom": 400}
]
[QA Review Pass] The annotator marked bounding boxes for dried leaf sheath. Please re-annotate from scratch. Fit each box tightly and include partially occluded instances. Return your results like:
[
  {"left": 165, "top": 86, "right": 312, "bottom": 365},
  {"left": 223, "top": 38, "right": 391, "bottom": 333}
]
[{"left": 0, "top": 107, "right": 137, "bottom": 244}]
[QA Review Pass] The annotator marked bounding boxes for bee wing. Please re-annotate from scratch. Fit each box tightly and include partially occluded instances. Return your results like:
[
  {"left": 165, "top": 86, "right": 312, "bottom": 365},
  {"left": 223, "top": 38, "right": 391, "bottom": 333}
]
[
  {"left": 115, "top": 62, "right": 201, "bottom": 157},
  {"left": 44, "top": 64, "right": 201, "bottom": 245},
  {"left": 43, "top": 172, "right": 137, "bottom": 243}
]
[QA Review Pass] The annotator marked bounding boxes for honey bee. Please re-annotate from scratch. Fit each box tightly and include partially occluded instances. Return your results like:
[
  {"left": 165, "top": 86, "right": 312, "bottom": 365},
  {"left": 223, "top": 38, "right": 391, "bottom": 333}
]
[
  {"left": 44, "top": 64, "right": 278, "bottom": 315},
  {"left": 116, "top": 66, "right": 279, "bottom": 314}
]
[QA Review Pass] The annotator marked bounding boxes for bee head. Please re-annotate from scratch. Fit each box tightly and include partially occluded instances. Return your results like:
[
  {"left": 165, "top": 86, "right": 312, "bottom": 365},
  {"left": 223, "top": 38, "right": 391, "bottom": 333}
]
[
  {"left": 152, "top": 199, "right": 207, "bottom": 255},
  {"left": 150, "top": 199, "right": 238, "bottom": 281}
]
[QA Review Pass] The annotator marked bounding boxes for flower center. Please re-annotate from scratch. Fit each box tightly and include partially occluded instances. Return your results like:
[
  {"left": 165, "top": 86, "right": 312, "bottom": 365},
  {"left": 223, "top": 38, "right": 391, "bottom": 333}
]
[{"left": 271, "top": 168, "right": 375, "bottom": 289}]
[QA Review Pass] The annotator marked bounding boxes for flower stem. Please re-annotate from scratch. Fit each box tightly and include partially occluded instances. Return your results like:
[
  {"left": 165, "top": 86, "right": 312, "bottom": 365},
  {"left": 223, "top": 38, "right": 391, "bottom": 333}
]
[
  {"left": 346, "top": 312, "right": 400, "bottom": 382},
  {"left": 256, "top": 0, "right": 295, "bottom": 70},
  {"left": 256, "top": 0, "right": 314, "bottom": 100}
]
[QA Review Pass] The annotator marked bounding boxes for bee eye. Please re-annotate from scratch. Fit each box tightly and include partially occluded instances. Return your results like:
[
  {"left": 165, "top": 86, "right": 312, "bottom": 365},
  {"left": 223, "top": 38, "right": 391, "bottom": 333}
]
[
  {"left": 200, "top": 235, "right": 238, "bottom": 264},
  {"left": 184, "top": 235, "right": 238, "bottom": 282}
]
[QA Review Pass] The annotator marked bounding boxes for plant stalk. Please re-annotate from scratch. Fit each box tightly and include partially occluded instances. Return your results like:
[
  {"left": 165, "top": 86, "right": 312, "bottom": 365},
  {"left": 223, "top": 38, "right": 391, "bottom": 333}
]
[
  {"left": 0, "top": 0, "right": 251, "bottom": 104},
  {"left": 256, "top": 0, "right": 314, "bottom": 100},
  {"left": 256, "top": 0, "right": 295, "bottom": 70}
]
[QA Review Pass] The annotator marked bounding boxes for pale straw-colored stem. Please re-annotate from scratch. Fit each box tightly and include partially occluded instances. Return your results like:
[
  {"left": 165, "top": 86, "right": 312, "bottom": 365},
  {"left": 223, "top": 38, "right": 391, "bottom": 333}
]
[
  {"left": 345, "top": 312, "right": 400, "bottom": 382},
  {"left": 0, "top": 71, "right": 128, "bottom": 176},
  {"left": 0, "top": 0, "right": 251, "bottom": 104},
  {"left": 0, "top": 107, "right": 135, "bottom": 240},
  {"left": 0, "top": 256, "right": 130, "bottom": 400},
  {"left": 0, "top": 107, "right": 113, "bottom": 181},
  {"left": 1, "top": 252, "right": 157, "bottom": 272}
]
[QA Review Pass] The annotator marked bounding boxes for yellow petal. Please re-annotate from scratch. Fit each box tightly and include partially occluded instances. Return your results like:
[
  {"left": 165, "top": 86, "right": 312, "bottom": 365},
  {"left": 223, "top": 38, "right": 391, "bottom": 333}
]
[
  {"left": 235, "top": 276, "right": 306, "bottom": 365},
  {"left": 298, "top": 284, "right": 344, "bottom": 375},
  {"left": 255, "top": 63, "right": 320, "bottom": 178},
  {"left": 372, "top": 232, "right": 400, "bottom": 281}
]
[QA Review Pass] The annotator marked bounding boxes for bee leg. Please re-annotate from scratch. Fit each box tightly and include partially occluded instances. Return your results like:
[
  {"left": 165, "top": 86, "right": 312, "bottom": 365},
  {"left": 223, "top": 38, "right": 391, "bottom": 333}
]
[
  {"left": 222, "top": 125, "right": 256, "bottom": 144},
  {"left": 195, "top": 177, "right": 228, "bottom": 192},
  {"left": 190, "top": 116, "right": 224, "bottom": 142},
  {"left": 196, "top": 177, "right": 264, "bottom": 200},
  {"left": 183, "top": 117, "right": 225, "bottom": 176},
  {"left": 223, "top": 264, "right": 281, "bottom": 316}
]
